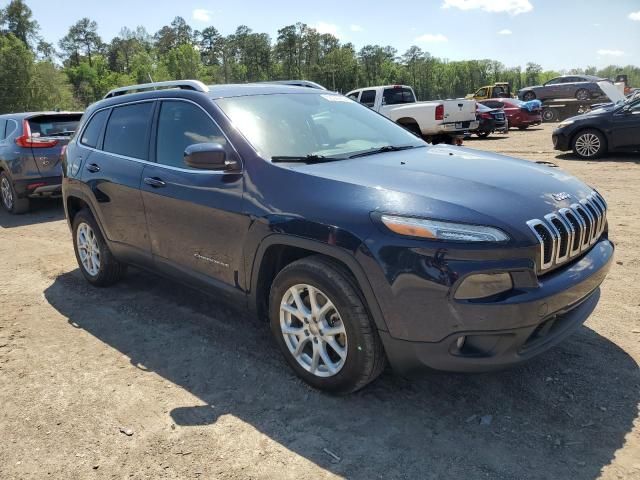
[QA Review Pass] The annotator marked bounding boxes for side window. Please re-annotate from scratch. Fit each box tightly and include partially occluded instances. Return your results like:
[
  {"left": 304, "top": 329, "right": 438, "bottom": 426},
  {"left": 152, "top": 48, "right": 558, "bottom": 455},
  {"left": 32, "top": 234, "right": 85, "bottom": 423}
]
[
  {"left": 0, "top": 119, "right": 6, "bottom": 141},
  {"left": 347, "top": 92, "right": 360, "bottom": 101},
  {"left": 476, "top": 88, "right": 488, "bottom": 97},
  {"left": 103, "top": 102, "right": 154, "bottom": 160},
  {"left": 545, "top": 78, "right": 561, "bottom": 85},
  {"left": 5, "top": 120, "right": 18, "bottom": 138},
  {"left": 359, "top": 90, "right": 376, "bottom": 108},
  {"left": 156, "top": 101, "right": 227, "bottom": 170},
  {"left": 81, "top": 109, "right": 110, "bottom": 148}
]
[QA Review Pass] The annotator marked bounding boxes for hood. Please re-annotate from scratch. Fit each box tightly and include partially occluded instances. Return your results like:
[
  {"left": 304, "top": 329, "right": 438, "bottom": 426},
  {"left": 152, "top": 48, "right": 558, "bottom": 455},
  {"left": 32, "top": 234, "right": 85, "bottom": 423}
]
[
  {"left": 292, "top": 146, "right": 594, "bottom": 239},
  {"left": 598, "top": 80, "right": 625, "bottom": 103}
]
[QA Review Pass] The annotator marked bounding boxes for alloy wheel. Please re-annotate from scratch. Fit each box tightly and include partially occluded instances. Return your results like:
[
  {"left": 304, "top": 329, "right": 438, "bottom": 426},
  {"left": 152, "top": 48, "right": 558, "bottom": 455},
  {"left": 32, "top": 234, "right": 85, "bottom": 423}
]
[
  {"left": 76, "top": 222, "right": 101, "bottom": 276},
  {"left": 1, "top": 176, "right": 13, "bottom": 210},
  {"left": 279, "top": 283, "right": 348, "bottom": 377},
  {"left": 574, "top": 133, "right": 601, "bottom": 157}
]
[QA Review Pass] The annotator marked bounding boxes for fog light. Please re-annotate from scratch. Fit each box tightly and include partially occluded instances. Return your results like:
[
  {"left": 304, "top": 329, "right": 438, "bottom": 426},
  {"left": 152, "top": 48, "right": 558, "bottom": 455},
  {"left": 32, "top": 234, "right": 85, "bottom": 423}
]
[{"left": 454, "top": 273, "right": 513, "bottom": 300}]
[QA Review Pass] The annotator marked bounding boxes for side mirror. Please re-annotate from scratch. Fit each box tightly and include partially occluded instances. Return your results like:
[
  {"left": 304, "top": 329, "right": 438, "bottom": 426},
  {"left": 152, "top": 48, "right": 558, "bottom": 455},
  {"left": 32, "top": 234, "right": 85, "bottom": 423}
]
[{"left": 184, "top": 143, "right": 237, "bottom": 171}]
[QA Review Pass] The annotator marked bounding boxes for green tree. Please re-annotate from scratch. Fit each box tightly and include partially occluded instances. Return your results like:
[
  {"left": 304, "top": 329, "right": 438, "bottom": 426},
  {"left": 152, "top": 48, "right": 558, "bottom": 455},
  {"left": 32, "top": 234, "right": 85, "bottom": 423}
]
[
  {"left": 0, "top": 0, "right": 39, "bottom": 48},
  {"left": 59, "top": 18, "right": 102, "bottom": 67},
  {"left": 0, "top": 33, "right": 32, "bottom": 113}
]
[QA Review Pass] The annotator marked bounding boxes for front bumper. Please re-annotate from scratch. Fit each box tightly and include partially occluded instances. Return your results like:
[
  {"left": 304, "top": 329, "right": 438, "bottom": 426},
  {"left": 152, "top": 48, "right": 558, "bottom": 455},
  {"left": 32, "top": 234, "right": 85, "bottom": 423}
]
[
  {"left": 552, "top": 130, "right": 572, "bottom": 151},
  {"left": 376, "top": 238, "right": 614, "bottom": 374},
  {"left": 14, "top": 176, "right": 62, "bottom": 198}
]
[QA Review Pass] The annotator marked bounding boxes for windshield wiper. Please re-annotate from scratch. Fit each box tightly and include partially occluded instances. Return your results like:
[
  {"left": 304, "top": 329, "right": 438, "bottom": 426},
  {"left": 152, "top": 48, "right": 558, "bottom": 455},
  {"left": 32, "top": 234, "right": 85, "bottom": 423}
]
[
  {"left": 271, "top": 154, "right": 343, "bottom": 164},
  {"left": 348, "top": 144, "right": 423, "bottom": 159}
]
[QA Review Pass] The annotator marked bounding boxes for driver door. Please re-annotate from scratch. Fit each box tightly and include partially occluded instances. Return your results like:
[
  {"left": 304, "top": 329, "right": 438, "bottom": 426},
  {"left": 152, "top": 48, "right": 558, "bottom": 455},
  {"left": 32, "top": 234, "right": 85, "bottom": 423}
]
[
  {"left": 140, "top": 99, "right": 248, "bottom": 288},
  {"left": 611, "top": 102, "right": 640, "bottom": 149}
]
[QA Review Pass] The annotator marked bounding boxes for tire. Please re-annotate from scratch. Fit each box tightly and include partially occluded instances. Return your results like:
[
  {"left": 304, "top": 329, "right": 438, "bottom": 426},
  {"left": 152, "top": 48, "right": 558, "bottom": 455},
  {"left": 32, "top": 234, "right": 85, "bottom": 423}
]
[
  {"left": 269, "top": 256, "right": 386, "bottom": 394},
  {"left": 72, "top": 208, "right": 127, "bottom": 286},
  {"left": 517, "top": 125, "right": 529, "bottom": 130},
  {"left": 0, "top": 172, "right": 29, "bottom": 214},
  {"left": 542, "top": 109, "right": 557, "bottom": 122},
  {"left": 572, "top": 129, "right": 607, "bottom": 159},
  {"left": 522, "top": 91, "right": 536, "bottom": 101},
  {"left": 475, "top": 130, "right": 491, "bottom": 138},
  {"left": 403, "top": 123, "right": 422, "bottom": 138},
  {"left": 575, "top": 88, "right": 590, "bottom": 101}
]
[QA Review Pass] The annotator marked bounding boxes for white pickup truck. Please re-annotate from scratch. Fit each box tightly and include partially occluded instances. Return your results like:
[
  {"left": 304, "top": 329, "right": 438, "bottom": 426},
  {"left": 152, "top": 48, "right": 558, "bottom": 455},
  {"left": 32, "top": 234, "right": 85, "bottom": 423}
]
[{"left": 345, "top": 85, "right": 478, "bottom": 144}]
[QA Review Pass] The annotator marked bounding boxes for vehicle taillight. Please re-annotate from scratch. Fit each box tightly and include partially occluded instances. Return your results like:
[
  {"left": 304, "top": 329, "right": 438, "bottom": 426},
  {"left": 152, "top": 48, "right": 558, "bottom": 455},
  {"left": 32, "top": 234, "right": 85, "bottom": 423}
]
[
  {"left": 435, "top": 104, "right": 444, "bottom": 121},
  {"left": 15, "top": 120, "right": 58, "bottom": 148},
  {"left": 481, "top": 113, "right": 493, "bottom": 119}
]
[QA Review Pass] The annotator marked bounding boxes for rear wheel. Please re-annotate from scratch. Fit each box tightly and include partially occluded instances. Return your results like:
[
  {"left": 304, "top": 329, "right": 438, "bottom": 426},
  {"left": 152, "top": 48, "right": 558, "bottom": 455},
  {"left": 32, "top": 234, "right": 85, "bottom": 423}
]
[
  {"left": 475, "top": 130, "right": 491, "bottom": 138},
  {"left": 575, "top": 88, "right": 590, "bottom": 101},
  {"left": 572, "top": 129, "right": 606, "bottom": 159},
  {"left": 269, "top": 256, "right": 385, "bottom": 394},
  {"left": 517, "top": 125, "right": 529, "bottom": 130},
  {"left": 72, "top": 209, "right": 127, "bottom": 286},
  {"left": 522, "top": 91, "right": 536, "bottom": 101},
  {"left": 402, "top": 123, "right": 422, "bottom": 138},
  {"left": 0, "top": 172, "right": 29, "bottom": 214},
  {"left": 542, "top": 109, "right": 558, "bottom": 122}
]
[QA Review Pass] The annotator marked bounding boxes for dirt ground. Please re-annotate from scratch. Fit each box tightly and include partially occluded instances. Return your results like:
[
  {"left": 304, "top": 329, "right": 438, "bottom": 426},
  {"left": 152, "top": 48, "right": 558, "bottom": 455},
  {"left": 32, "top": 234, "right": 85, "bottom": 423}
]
[{"left": 1, "top": 124, "right": 639, "bottom": 480}]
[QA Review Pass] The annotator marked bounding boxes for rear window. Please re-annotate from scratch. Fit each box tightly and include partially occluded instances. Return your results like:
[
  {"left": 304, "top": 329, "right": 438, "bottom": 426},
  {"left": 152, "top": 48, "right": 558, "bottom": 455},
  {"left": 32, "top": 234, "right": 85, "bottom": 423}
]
[
  {"left": 382, "top": 87, "right": 416, "bottom": 105},
  {"left": 28, "top": 114, "right": 81, "bottom": 138},
  {"left": 81, "top": 110, "right": 110, "bottom": 148},
  {"left": 103, "top": 103, "right": 154, "bottom": 160}
]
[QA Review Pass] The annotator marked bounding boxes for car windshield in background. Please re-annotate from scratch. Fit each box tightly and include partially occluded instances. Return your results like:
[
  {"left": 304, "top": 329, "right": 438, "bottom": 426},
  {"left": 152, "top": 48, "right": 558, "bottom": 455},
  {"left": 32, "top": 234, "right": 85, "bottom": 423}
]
[
  {"left": 216, "top": 93, "right": 425, "bottom": 160},
  {"left": 382, "top": 87, "right": 416, "bottom": 105},
  {"left": 28, "top": 114, "right": 82, "bottom": 137},
  {"left": 477, "top": 103, "right": 492, "bottom": 112}
]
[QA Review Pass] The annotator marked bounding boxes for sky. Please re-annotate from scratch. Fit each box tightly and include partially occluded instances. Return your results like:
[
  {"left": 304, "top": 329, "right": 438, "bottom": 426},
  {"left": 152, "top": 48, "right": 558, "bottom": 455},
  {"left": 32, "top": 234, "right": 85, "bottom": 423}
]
[{"left": 16, "top": 0, "right": 640, "bottom": 71}]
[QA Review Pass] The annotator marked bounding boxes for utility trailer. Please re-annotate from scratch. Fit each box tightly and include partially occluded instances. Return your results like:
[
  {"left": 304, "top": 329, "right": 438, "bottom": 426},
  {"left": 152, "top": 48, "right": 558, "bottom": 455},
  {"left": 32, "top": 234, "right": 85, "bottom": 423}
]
[{"left": 540, "top": 98, "right": 604, "bottom": 122}]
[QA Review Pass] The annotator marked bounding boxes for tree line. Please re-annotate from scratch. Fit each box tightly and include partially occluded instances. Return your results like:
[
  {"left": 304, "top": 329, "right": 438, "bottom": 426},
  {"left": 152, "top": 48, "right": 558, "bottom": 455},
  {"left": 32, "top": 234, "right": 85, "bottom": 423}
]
[{"left": 1, "top": 0, "right": 639, "bottom": 114}]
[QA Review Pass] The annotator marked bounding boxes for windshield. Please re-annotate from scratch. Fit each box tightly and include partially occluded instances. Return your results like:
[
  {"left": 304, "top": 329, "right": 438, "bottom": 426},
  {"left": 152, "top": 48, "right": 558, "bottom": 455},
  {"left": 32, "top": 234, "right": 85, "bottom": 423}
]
[{"left": 215, "top": 93, "right": 425, "bottom": 160}]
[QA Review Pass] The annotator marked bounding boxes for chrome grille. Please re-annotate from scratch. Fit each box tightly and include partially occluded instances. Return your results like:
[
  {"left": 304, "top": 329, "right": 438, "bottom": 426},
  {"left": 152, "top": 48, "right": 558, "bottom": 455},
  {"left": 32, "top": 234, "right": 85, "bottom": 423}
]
[{"left": 527, "top": 191, "right": 607, "bottom": 273}]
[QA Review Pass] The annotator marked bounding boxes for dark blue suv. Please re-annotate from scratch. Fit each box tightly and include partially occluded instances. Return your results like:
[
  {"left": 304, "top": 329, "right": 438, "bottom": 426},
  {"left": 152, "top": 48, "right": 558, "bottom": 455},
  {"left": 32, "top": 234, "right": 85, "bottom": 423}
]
[{"left": 62, "top": 80, "right": 614, "bottom": 393}]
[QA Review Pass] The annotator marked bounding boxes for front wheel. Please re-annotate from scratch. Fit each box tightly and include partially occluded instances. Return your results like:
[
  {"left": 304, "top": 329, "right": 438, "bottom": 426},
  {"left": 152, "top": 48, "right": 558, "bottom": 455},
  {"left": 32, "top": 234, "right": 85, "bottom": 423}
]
[
  {"left": 572, "top": 129, "right": 607, "bottom": 159},
  {"left": 269, "top": 256, "right": 386, "bottom": 394},
  {"left": 475, "top": 130, "right": 491, "bottom": 138},
  {"left": 542, "top": 109, "right": 557, "bottom": 122},
  {"left": 72, "top": 209, "right": 127, "bottom": 286},
  {"left": 575, "top": 88, "right": 590, "bottom": 101}
]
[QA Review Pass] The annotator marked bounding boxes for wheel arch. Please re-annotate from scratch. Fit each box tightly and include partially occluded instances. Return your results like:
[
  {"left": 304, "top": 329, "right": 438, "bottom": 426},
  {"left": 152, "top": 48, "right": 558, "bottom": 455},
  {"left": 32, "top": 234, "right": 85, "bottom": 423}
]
[
  {"left": 570, "top": 126, "right": 609, "bottom": 151},
  {"left": 249, "top": 234, "right": 389, "bottom": 332}
]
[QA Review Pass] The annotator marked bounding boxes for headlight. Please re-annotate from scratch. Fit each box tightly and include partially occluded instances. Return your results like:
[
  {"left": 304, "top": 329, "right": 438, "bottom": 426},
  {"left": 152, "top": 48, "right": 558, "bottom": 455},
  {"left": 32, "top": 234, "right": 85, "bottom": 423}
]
[
  {"left": 557, "top": 120, "right": 575, "bottom": 128},
  {"left": 380, "top": 215, "right": 509, "bottom": 242}
]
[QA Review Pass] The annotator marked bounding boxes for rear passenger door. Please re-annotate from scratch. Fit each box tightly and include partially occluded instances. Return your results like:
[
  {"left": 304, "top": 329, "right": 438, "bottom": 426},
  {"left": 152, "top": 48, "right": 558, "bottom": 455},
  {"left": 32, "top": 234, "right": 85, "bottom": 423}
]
[
  {"left": 140, "top": 99, "right": 247, "bottom": 289},
  {"left": 611, "top": 101, "right": 640, "bottom": 149},
  {"left": 78, "top": 102, "right": 153, "bottom": 264}
]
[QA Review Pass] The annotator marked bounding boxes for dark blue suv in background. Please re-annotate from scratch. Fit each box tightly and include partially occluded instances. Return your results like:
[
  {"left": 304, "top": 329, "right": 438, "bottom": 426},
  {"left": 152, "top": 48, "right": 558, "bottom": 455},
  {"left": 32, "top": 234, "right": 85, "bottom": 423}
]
[
  {"left": 0, "top": 112, "right": 82, "bottom": 213},
  {"left": 62, "top": 80, "right": 613, "bottom": 394}
]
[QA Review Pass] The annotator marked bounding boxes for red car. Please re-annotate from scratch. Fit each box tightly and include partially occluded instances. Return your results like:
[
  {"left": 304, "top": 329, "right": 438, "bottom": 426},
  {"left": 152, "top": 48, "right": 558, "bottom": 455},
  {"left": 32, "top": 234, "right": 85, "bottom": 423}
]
[{"left": 480, "top": 98, "right": 542, "bottom": 130}]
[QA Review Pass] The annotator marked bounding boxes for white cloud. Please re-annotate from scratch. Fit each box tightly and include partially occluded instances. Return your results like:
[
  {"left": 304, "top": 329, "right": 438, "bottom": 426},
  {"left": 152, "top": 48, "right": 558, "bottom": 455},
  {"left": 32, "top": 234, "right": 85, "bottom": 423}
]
[
  {"left": 192, "top": 9, "right": 212, "bottom": 22},
  {"left": 498, "top": 29, "right": 512, "bottom": 35},
  {"left": 442, "top": 0, "right": 533, "bottom": 15},
  {"left": 597, "top": 49, "right": 625, "bottom": 57},
  {"left": 315, "top": 22, "right": 340, "bottom": 36},
  {"left": 629, "top": 11, "right": 640, "bottom": 21},
  {"left": 415, "top": 33, "right": 448, "bottom": 43},
  {"left": 350, "top": 24, "right": 364, "bottom": 32}
]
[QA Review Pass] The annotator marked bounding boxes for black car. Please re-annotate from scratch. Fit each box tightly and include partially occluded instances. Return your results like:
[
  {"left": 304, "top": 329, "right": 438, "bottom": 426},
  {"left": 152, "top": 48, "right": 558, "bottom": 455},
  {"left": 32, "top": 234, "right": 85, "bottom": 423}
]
[
  {"left": 552, "top": 97, "right": 640, "bottom": 158},
  {"left": 0, "top": 112, "right": 82, "bottom": 213},
  {"left": 472, "top": 103, "right": 507, "bottom": 138},
  {"left": 62, "top": 80, "right": 613, "bottom": 394}
]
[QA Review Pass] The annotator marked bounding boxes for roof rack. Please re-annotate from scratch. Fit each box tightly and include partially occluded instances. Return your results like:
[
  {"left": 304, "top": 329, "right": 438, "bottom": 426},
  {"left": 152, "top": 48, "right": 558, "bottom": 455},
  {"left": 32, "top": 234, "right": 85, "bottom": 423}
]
[{"left": 103, "top": 80, "right": 209, "bottom": 99}]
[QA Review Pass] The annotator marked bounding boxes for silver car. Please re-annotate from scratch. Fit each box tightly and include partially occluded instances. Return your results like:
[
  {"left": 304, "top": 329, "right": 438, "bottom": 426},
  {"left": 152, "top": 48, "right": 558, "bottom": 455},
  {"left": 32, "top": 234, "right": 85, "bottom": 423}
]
[{"left": 518, "top": 75, "right": 607, "bottom": 102}]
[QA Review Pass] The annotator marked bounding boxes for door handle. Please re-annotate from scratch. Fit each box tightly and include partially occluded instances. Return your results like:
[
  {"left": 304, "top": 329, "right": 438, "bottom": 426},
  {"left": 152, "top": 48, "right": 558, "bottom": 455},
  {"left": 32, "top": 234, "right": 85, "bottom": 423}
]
[
  {"left": 144, "top": 177, "right": 166, "bottom": 188},
  {"left": 86, "top": 163, "right": 100, "bottom": 173}
]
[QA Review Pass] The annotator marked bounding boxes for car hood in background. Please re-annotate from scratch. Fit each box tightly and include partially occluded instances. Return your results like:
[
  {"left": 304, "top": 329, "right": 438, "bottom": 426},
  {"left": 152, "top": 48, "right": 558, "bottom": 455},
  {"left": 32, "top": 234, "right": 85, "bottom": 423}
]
[{"left": 598, "top": 80, "right": 625, "bottom": 103}]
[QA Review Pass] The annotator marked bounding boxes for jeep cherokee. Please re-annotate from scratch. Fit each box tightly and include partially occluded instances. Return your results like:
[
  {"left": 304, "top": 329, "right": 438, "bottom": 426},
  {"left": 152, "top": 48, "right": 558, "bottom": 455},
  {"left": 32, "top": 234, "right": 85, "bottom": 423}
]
[{"left": 62, "top": 80, "right": 614, "bottom": 394}]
